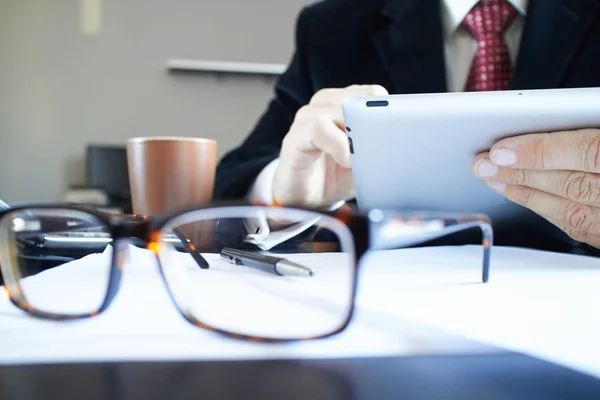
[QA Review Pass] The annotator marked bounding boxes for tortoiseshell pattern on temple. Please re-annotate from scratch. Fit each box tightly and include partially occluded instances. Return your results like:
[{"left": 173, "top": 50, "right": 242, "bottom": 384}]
[{"left": 0, "top": 201, "right": 493, "bottom": 343}]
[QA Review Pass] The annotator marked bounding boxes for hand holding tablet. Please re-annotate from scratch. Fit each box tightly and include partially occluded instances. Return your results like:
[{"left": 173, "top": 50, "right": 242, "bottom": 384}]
[
  {"left": 272, "top": 84, "right": 387, "bottom": 208},
  {"left": 472, "top": 128, "right": 600, "bottom": 249},
  {"left": 342, "top": 87, "right": 600, "bottom": 248}
]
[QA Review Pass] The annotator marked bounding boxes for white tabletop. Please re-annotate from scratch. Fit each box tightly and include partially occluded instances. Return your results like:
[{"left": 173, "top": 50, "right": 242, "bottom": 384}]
[{"left": 1, "top": 244, "right": 599, "bottom": 379}]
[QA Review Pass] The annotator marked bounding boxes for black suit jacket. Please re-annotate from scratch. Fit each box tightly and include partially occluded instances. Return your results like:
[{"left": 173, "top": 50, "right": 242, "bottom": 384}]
[{"left": 214, "top": 0, "right": 600, "bottom": 253}]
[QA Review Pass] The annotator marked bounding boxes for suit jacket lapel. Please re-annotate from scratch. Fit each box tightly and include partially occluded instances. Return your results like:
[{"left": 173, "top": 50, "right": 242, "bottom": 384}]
[
  {"left": 512, "top": 0, "right": 600, "bottom": 89},
  {"left": 371, "top": 0, "right": 447, "bottom": 94}
]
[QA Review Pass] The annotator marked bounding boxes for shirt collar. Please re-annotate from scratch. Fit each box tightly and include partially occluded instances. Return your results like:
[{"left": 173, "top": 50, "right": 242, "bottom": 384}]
[{"left": 442, "top": 0, "right": 529, "bottom": 37}]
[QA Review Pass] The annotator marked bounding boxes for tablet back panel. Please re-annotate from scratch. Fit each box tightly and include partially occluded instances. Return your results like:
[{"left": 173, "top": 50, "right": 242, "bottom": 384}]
[{"left": 342, "top": 87, "right": 600, "bottom": 224}]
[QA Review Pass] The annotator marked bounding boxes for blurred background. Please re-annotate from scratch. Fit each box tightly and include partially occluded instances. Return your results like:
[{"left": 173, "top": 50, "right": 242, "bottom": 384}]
[{"left": 0, "top": 0, "right": 312, "bottom": 208}]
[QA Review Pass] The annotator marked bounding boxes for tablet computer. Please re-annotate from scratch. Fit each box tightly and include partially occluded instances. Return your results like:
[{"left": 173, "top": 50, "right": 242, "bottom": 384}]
[{"left": 342, "top": 87, "right": 600, "bottom": 224}]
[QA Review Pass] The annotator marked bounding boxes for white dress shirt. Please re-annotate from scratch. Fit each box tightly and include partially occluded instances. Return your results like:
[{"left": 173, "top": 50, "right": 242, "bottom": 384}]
[{"left": 245, "top": 0, "right": 528, "bottom": 249}]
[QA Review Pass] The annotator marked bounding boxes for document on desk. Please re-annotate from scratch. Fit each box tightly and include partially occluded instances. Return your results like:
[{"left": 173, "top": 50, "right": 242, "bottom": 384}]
[{"left": 0, "top": 244, "right": 599, "bottom": 380}]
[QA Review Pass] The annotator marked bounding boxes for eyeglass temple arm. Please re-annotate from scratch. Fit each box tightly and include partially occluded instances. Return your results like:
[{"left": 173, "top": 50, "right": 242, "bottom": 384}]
[
  {"left": 171, "top": 227, "right": 210, "bottom": 269},
  {"left": 112, "top": 214, "right": 210, "bottom": 270},
  {"left": 369, "top": 214, "right": 493, "bottom": 283}
]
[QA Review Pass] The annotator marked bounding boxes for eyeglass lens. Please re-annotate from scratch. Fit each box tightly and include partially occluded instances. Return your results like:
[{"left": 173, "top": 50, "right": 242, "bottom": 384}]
[
  {"left": 157, "top": 207, "right": 356, "bottom": 340},
  {"left": 0, "top": 208, "right": 113, "bottom": 316}
]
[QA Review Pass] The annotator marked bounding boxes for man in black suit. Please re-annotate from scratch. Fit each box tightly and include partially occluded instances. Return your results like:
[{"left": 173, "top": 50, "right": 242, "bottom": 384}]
[{"left": 214, "top": 0, "right": 600, "bottom": 253}]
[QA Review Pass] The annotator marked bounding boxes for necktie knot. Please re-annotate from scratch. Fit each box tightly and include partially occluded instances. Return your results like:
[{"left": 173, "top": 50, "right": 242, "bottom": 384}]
[{"left": 462, "top": 0, "right": 518, "bottom": 40}]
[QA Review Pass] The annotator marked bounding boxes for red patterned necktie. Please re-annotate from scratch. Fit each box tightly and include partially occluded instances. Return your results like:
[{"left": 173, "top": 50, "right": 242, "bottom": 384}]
[{"left": 462, "top": 0, "right": 518, "bottom": 91}]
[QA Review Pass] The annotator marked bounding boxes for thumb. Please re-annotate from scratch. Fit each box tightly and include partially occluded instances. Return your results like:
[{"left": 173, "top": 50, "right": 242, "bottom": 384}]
[{"left": 311, "top": 116, "right": 352, "bottom": 168}]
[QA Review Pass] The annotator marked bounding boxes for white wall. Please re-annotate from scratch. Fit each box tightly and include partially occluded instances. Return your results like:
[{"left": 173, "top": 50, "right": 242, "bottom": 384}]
[{"left": 0, "top": 0, "right": 312, "bottom": 203}]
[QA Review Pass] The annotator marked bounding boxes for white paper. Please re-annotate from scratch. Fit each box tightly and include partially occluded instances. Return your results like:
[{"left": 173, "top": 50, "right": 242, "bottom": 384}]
[
  {"left": 0, "top": 244, "right": 494, "bottom": 365},
  {"left": 1, "top": 244, "right": 599, "bottom": 380},
  {"left": 355, "top": 246, "right": 600, "bottom": 379}
]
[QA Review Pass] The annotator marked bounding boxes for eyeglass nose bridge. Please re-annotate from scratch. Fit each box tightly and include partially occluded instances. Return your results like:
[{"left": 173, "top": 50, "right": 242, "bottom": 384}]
[
  {"left": 111, "top": 218, "right": 154, "bottom": 244},
  {"left": 98, "top": 220, "right": 154, "bottom": 312}
]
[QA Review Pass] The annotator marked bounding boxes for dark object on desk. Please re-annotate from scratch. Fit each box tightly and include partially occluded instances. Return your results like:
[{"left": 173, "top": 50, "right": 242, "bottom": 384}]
[
  {"left": 1, "top": 353, "right": 600, "bottom": 400},
  {"left": 86, "top": 144, "right": 132, "bottom": 213}
]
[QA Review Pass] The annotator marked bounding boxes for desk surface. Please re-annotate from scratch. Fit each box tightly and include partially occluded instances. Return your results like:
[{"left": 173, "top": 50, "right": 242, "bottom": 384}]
[
  {"left": 2, "top": 353, "right": 600, "bottom": 400},
  {"left": 2, "top": 245, "right": 600, "bottom": 398}
]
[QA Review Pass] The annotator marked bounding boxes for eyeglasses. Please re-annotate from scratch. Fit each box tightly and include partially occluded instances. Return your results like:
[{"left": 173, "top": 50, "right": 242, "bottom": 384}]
[{"left": 0, "top": 202, "right": 493, "bottom": 342}]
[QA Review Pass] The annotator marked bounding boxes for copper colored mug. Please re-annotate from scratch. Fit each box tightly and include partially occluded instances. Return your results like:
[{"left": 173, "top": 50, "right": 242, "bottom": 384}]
[{"left": 127, "top": 137, "right": 218, "bottom": 248}]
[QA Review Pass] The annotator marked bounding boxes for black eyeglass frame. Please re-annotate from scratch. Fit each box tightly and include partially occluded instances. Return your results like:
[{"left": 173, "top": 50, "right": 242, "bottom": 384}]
[{"left": 0, "top": 201, "right": 493, "bottom": 343}]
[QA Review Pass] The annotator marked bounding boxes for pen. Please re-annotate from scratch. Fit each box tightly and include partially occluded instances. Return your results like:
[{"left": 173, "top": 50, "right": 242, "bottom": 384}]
[{"left": 220, "top": 247, "right": 314, "bottom": 277}]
